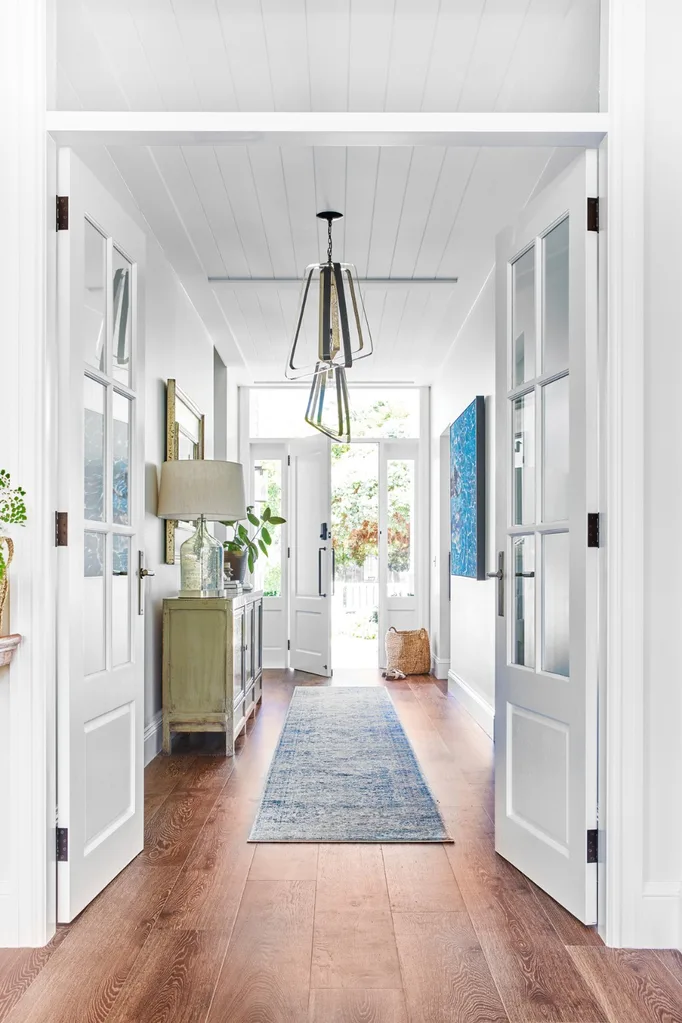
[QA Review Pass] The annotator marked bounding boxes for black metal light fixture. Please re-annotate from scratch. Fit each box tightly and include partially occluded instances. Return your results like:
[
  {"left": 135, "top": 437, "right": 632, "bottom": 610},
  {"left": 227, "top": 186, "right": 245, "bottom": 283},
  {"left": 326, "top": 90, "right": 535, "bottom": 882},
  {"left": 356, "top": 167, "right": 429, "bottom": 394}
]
[{"left": 285, "top": 211, "right": 373, "bottom": 442}]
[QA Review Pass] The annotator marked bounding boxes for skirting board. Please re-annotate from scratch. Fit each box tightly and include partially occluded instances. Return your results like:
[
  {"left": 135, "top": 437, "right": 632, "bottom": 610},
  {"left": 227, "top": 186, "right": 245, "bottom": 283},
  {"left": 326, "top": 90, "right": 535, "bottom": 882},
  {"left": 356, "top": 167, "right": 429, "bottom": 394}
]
[
  {"left": 637, "top": 882, "right": 682, "bottom": 950},
  {"left": 432, "top": 657, "right": 450, "bottom": 681},
  {"left": 448, "top": 670, "right": 494, "bottom": 738},
  {"left": 144, "top": 711, "right": 163, "bottom": 766}
]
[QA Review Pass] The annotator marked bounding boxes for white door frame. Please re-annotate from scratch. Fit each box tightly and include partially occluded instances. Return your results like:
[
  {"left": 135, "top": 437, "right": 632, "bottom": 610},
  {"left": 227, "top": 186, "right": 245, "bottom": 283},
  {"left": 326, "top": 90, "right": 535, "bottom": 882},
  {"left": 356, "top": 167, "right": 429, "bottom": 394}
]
[{"left": 4, "top": 0, "right": 655, "bottom": 950}]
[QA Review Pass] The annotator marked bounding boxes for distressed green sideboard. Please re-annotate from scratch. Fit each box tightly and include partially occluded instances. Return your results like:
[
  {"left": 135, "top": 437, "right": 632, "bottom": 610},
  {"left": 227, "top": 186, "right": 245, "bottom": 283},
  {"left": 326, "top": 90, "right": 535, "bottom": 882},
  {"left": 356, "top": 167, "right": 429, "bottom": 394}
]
[{"left": 162, "top": 592, "right": 263, "bottom": 755}]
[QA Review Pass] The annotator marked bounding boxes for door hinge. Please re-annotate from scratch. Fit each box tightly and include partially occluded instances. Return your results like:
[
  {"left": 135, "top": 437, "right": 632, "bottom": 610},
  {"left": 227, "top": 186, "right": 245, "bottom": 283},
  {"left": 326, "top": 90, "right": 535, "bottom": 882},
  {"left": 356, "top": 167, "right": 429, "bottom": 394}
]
[
  {"left": 587, "top": 512, "right": 600, "bottom": 548},
  {"left": 586, "top": 828, "right": 599, "bottom": 863},
  {"left": 287, "top": 454, "right": 291, "bottom": 466},
  {"left": 56, "top": 827, "right": 68, "bottom": 862},
  {"left": 287, "top": 547, "right": 291, "bottom": 559},
  {"left": 55, "top": 511, "right": 68, "bottom": 547},
  {"left": 587, "top": 196, "right": 599, "bottom": 233},
  {"left": 287, "top": 639, "right": 290, "bottom": 650},
  {"left": 56, "top": 195, "right": 69, "bottom": 231}
]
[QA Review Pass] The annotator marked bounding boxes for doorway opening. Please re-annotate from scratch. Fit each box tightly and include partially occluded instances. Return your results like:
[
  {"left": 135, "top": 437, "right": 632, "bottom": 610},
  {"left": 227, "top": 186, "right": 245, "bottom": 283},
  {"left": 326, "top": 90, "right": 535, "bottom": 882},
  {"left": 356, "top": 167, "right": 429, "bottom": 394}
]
[
  {"left": 331, "top": 442, "right": 379, "bottom": 668},
  {"left": 244, "top": 386, "right": 426, "bottom": 676}
]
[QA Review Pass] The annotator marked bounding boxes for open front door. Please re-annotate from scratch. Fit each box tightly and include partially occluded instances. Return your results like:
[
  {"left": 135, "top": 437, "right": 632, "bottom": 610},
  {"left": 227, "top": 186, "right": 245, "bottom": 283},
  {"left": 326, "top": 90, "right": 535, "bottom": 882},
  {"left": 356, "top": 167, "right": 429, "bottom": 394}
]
[
  {"left": 289, "top": 435, "right": 332, "bottom": 676},
  {"left": 57, "top": 150, "right": 146, "bottom": 921},
  {"left": 494, "top": 151, "right": 599, "bottom": 923}
]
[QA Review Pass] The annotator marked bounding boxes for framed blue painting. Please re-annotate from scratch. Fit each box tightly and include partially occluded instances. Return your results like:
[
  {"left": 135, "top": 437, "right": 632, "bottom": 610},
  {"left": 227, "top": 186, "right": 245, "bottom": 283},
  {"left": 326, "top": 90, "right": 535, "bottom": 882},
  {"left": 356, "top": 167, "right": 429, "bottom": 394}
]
[{"left": 450, "top": 396, "right": 486, "bottom": 580}]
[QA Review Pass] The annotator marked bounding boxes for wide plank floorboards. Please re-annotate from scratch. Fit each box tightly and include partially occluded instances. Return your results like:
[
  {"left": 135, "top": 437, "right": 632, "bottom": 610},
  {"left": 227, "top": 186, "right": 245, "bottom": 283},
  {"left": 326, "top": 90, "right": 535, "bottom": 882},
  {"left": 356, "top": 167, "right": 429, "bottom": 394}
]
[{"left": 4, "top": 669, "right": 682, "bottom": 1023}]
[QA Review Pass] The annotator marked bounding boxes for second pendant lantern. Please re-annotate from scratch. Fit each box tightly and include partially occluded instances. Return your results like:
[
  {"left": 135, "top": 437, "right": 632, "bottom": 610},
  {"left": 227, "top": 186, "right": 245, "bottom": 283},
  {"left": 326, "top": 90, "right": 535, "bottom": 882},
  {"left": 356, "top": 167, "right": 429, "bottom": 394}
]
[{"left": 285, "top": 211, "right": 373, "bottom": 442}]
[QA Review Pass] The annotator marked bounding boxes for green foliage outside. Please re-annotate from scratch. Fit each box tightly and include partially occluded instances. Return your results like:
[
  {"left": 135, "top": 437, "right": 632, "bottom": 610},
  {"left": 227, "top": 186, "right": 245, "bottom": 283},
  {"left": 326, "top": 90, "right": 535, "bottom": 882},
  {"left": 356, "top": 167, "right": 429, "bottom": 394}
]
[
  {"left": 0, "top": 470, "right": 27, "bottom": 582},
  {"left": 331, "top": 399, "right": 413, "bottom": 575}
]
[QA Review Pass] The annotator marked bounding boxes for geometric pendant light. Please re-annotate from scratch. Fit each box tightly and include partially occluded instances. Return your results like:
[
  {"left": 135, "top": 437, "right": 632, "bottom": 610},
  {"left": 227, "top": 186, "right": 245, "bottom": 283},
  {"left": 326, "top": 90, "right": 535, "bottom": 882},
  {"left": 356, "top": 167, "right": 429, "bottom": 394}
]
[{"left": 285, "top": 211, "right": 373, "bottom": 441}]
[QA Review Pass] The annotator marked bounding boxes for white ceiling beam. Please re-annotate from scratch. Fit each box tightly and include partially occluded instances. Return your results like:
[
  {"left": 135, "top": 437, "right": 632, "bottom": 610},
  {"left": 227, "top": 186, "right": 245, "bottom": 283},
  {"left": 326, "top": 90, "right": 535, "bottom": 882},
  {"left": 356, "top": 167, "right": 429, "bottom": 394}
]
[
  {"left": 46, "top": 111, "right": 608, "bottom": 148},
  {"left": 208, "top": 277, "right": 458, "bottom": 291}
]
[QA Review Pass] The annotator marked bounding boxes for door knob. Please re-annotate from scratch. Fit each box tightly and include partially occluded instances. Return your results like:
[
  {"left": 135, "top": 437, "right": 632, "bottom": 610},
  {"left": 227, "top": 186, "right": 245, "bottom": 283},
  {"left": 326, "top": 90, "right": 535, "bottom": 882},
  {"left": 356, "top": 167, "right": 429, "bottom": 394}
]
[
  {"left": 138, "top": 551, "right": 154, "bottom": 615},
  {"left": 139, "top": 568, "right": 155, "bottom": 578}
]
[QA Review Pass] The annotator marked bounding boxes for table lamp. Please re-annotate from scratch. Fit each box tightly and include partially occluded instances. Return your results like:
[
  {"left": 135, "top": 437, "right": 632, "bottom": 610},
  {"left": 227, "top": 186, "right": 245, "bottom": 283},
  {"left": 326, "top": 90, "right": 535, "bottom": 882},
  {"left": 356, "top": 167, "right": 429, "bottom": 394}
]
[{"left": 157, "top": 459, "right": 246, "bottom": 597}]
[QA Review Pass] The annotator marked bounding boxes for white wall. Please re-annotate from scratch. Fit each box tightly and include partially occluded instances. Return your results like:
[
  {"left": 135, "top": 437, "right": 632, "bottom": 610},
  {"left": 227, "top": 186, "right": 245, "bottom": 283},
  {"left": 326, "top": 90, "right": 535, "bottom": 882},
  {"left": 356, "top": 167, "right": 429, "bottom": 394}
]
[
  {"left": 430, "top": 277, "right": 496, "bottom": 734},
  {"left": 638, "top": 0, "right": 682, "bottom": 936}
]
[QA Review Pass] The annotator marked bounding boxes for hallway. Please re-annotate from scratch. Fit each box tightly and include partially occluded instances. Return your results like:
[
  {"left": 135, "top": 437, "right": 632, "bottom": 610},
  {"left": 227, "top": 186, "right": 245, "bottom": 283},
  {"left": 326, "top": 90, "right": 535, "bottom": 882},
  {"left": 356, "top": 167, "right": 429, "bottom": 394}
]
[{"left": 0, "top": 671, "right": 681, "bottom": 1022}]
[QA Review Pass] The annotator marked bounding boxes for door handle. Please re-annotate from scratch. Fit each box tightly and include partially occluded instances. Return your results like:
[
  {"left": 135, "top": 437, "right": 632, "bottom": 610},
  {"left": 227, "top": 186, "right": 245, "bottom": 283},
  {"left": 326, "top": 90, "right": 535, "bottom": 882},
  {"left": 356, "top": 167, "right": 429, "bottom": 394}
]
[
  {"left": 138, "top": 551, "right": 155, "bottom": 616},
  {"left": 318, "top": 546, "right": 327, "bottom": 598},
  {"left": 487, "top": 550, "right": 505, "bottom": 617}
]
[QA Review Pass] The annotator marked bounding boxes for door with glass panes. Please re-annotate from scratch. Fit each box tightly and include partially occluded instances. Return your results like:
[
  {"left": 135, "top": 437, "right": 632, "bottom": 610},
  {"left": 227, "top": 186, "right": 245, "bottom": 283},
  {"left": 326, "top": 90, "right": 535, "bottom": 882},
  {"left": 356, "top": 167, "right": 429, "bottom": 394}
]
[
  {"left": 494, "top": 151, "right": 599, "bottom": 924},
  {"left": 57, "top": 150, "right": 146, "bottom": 922}
]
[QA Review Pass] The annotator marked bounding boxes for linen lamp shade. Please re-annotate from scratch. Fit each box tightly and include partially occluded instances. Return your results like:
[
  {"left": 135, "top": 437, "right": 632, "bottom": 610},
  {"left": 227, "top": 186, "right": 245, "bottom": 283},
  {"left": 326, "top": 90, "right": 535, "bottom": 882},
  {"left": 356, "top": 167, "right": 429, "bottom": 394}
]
[{"left": 157, "top": 460, "right": 247, "bottom": 521}]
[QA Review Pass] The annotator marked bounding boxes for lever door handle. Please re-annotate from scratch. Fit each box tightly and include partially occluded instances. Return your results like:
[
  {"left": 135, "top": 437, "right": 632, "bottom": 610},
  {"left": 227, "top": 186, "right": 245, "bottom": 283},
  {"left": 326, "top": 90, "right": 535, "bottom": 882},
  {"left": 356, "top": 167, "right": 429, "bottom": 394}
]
[
  {"left": 318, "top": 546, "right": 327, "bottom": 598},
  {"left": 489, "top": 551, "right": 505, "bottom": 617},
  {"left": 138, "top": 552, "right": 154, "bottom": 615},
  {"left": 139, "top": 568, "right": 155, "bottom": 578}
]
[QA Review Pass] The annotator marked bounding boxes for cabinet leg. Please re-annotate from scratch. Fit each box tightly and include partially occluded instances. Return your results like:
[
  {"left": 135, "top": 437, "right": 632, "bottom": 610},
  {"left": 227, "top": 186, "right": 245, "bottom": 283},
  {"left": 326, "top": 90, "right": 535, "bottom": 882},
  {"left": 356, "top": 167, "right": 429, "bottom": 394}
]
[{"left": 162, "top": 718, "right": 171, "bottom": 755}]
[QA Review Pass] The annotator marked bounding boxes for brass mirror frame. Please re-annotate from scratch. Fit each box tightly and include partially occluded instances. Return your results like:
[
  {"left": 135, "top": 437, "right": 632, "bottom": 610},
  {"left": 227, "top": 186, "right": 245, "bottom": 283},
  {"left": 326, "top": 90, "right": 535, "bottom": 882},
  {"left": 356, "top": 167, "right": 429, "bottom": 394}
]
[{"left": 164, "top": 379, "right": 206, "bottom": 564}]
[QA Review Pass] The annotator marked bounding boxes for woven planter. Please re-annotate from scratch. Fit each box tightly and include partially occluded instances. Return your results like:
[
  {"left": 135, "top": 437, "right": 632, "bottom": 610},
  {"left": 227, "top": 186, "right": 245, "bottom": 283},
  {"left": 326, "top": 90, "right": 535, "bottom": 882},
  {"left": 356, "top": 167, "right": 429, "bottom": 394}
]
[{"left": 385, "top": 627, "right": 431, "bottom": 675}]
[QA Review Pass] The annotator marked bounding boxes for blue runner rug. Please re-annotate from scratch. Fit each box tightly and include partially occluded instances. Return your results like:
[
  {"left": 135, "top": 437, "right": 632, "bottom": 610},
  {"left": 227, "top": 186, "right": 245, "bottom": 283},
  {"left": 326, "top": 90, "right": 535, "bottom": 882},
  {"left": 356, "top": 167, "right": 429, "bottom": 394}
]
[{"left": 249, "top": 686, "right": 451, "bottom": 842}]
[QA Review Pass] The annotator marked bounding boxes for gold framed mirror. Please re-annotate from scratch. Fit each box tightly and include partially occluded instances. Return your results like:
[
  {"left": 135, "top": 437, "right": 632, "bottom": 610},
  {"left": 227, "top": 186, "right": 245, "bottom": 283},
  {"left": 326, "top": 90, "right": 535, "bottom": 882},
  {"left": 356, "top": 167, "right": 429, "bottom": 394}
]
[{"left": 164, "top": 379, "right": 206, "bottom": 564}]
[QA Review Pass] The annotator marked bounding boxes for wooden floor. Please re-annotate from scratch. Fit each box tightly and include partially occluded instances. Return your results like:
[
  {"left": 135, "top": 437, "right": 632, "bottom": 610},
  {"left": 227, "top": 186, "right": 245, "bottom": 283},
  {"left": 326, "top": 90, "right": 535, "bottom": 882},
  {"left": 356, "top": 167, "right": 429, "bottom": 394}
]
[{"left": 2, "top": 669, "right": 682, "bottom": 1022}]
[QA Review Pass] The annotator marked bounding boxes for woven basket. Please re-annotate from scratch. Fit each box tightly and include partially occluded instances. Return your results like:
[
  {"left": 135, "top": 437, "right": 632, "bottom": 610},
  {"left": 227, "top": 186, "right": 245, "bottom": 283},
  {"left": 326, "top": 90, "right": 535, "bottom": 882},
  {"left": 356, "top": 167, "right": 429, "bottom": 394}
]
[{"left": 385, "top": 627, "right": 431, "bottom": 675}]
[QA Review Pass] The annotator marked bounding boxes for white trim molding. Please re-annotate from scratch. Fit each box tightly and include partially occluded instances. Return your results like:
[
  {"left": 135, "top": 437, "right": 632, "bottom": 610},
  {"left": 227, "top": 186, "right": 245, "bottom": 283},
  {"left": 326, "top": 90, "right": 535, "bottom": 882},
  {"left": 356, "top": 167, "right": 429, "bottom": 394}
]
[
  {"left": 45, "top": 111, "right": 609, "bottom": 149},
  {"left": 432, "top": 657, "right": 450, "bottom": 681},
  {"left": 0, "top": 0, "right": 56, "bottom": 947},
  {"left": 639, "top": 883, "right": 682, "bottom": 950},
  {"left": 143, "top": 712, "right": 163, "bottom": 767},
  {"left": 602, "top": 0, "right": 648, "bottom": 949},
  {"left": 447, "top": 671, "right": 494, "bottom": 738}
]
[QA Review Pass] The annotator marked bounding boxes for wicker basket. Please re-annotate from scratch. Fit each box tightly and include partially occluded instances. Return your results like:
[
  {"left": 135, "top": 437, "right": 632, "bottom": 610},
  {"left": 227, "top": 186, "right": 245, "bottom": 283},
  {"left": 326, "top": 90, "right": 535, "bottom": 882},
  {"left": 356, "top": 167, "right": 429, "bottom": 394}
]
[{"left": 385, "top": 627, "right": 431, "bottom": 675}]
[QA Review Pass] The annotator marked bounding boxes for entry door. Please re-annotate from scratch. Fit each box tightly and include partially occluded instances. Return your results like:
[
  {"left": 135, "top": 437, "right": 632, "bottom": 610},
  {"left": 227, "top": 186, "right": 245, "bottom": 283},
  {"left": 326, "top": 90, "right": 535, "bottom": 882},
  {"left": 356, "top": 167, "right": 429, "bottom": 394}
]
[
  {"left": 494, "top": 151, "right": 599, "bottom": 923},
  {"left": 289, "top": 435, "right": 332, "bottom": 676},
  {"left": 57, "top": 150, "right": 146, "bottom": 922}
]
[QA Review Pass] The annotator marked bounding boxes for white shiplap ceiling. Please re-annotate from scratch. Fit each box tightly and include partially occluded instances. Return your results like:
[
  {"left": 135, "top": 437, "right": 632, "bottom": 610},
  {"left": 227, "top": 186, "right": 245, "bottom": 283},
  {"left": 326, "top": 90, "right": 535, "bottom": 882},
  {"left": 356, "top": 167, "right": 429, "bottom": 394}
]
[
  {"left": 57, "top": 0, "right": 599, "bottom": 382},
  {"left": 56, "top": 0, "right": 600, "bottom": 114}
]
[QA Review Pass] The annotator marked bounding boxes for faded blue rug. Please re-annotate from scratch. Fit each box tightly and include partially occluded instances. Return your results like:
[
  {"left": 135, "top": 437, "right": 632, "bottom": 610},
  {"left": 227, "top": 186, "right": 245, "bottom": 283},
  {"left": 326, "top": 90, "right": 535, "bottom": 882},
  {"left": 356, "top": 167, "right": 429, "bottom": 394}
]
[{"left": 249, "top": 686, "right": 451, "bottom": 842}]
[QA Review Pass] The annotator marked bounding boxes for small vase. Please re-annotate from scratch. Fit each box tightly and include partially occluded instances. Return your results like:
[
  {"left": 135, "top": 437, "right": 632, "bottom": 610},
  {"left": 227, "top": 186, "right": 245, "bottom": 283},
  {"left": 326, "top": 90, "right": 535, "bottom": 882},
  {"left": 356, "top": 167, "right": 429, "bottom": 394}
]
[{"left": 224, "top": 550, "right": 248, "bottom": 585}]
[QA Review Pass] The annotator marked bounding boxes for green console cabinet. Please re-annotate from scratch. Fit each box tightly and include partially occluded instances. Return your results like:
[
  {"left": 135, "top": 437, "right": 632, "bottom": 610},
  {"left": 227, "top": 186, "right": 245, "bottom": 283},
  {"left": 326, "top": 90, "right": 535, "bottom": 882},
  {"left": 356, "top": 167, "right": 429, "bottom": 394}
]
[{"left": 162, "top": 592, "right": 263, "bottom": 755}]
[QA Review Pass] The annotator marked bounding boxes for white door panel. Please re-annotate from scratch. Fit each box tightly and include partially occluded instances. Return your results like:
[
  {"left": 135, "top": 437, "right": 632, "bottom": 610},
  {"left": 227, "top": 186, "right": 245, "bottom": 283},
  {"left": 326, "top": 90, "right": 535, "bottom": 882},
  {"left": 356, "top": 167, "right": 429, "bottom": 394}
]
[
  {"left": 57, "top": 149, "right": 146, "bottom": 922},
  {"left": 289, "top": 436, "right": 331, "bottom": 676},
  {"left": 494, "top": 151, "right": 599, "bottom": 924}
]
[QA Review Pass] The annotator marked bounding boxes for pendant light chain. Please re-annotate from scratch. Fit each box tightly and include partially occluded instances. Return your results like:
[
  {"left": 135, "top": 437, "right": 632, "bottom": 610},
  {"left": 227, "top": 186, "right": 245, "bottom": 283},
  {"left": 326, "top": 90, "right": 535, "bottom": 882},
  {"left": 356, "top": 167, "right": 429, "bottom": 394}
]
[{"left": 327, "top": 217, "right": 333, "bottom": 264}]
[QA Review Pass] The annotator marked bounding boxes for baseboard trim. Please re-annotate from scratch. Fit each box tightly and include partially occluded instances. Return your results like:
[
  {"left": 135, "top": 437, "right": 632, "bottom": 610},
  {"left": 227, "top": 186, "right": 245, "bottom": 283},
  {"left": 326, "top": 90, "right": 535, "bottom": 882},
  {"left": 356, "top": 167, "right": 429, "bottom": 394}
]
[
  {"left": 432, "top": 656, "right": 450, "bottom": 681},
  {"left": 144, "top": 711, "right": 163, "bottom": 766},
  {"left": 637, "top": 882, "right": 682, "bottom": 949},
  {"left": 447, "top": 670, "right": 494, "bottom": 738}
]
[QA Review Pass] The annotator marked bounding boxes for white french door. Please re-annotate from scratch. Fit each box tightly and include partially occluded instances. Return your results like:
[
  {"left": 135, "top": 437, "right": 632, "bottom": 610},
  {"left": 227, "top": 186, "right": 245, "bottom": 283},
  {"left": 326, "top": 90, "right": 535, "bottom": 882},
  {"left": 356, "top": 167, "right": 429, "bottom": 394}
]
[
  {"left": 289, "top": 435, "right": 332, "bottom": 676},
  {"left": 494, "top": 151, "right": 599, "bottom": 923},
  {"left": 57, "top": 150, "right": 146, "bottom": 922}
]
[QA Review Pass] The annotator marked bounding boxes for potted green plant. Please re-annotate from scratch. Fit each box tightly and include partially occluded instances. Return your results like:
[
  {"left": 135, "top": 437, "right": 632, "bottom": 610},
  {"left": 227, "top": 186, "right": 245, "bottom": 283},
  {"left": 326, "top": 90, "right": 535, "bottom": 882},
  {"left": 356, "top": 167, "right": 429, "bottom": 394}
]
[
  {"left": 220, "top": 505, "right": 285, "bottom": 585},
  {"left": 0, "top": 469, "right": 27, "bottom": 665}
]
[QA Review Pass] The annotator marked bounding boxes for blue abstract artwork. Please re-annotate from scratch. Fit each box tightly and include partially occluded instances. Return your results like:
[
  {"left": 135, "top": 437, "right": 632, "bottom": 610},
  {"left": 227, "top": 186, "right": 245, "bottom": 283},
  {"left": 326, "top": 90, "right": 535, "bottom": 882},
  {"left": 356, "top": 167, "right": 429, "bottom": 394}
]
[{"left": 450, "top": 396, "right": 486, "bottom": 580}]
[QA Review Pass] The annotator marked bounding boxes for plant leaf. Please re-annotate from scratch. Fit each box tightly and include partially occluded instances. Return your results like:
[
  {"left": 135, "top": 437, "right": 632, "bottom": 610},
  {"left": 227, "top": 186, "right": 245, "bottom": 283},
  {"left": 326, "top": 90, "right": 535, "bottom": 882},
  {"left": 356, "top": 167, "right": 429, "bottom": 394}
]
[
  {"left": 258, "top": 539, "right": 268, "bottom": 556},
  {"left": 261, "top": 507, "right": 271, "bottom": 521},
  {"left": 268, "top": 516, "right": 286, "bottom": 525},
  {"left": 237, "top": 523, "right": 249, "bottom": 541},
  {"left": 247, "top": 552, "right": 254, "bottom": 574},
  {"left": 247, "top": 510, "right": 259, "bottom": 528},
  {"left": 261, "top": 526, "right": 271, "bottom": 545}
]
